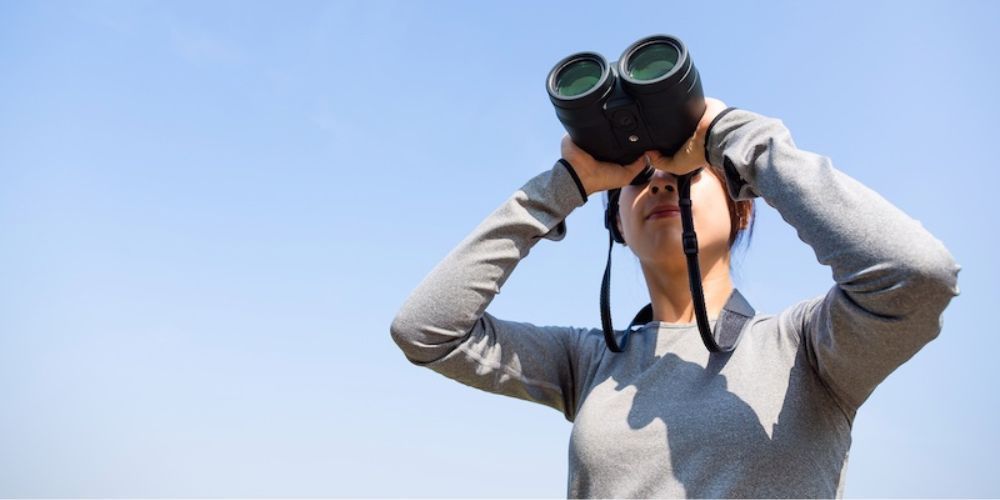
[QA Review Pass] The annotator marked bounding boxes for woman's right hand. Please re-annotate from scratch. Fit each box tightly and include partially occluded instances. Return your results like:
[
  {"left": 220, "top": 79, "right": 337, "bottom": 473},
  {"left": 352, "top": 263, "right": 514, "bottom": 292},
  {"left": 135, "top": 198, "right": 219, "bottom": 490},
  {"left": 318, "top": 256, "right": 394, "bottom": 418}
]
[{"left": 560, "top": 135, "right": 653, "bottom": 196}]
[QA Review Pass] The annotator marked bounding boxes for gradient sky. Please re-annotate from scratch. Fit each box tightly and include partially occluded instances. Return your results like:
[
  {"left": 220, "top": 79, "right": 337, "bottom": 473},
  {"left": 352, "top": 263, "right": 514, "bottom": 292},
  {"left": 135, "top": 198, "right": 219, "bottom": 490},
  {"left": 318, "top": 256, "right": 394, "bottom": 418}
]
[{"left": 1, "top": 0, "right": 997, "bottom": 497}]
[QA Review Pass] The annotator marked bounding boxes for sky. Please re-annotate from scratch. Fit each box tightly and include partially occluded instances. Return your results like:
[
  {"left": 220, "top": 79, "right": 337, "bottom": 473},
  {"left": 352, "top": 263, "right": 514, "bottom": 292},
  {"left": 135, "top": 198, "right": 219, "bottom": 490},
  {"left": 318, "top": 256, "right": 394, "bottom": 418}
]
[{"left": 1, "top": 0, "right": 998, "bottom": 497}]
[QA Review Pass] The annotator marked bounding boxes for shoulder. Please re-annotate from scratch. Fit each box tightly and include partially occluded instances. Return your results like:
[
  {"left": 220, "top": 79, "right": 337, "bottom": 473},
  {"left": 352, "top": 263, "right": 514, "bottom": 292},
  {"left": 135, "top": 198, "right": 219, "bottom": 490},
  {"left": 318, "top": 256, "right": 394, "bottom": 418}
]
[{"left": 740, "top": 294, "right": 826, "bottom": 350}]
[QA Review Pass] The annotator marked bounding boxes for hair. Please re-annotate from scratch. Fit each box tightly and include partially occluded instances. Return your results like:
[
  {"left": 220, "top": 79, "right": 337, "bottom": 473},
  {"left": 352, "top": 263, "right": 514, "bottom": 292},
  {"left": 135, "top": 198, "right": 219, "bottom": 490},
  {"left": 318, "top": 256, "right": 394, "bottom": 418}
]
[{"left": 704, "top": 163, "right": 756, "bottom": 251}]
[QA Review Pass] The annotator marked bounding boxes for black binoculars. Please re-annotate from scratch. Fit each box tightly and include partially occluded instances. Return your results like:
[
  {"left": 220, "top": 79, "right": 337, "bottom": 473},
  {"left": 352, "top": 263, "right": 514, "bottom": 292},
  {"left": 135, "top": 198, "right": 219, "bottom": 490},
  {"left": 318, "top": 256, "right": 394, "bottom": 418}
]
[
  {"left": 546, "top": 35, "right": 754, "bottom": 354},
  {"left": 546, "top": 34, "right": 705, "bottom": 181}
]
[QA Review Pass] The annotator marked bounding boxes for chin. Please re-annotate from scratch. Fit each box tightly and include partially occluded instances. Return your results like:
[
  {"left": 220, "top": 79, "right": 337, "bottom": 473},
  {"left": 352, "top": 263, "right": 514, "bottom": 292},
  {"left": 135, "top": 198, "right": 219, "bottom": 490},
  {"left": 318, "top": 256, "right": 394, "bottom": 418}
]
[
  {"left": 636, "top": 239, "right": 686, "bottom": 262},
  {"left": 636, "top": 236, "right": 729, "bottom": 266}
]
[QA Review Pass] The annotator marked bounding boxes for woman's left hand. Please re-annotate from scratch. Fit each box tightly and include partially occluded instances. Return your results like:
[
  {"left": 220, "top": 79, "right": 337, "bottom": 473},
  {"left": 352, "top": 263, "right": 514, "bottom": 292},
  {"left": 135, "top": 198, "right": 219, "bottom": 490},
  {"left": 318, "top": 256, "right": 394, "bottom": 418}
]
[{"left": 647, "top": 97, "right": 729, "bottom": 176}]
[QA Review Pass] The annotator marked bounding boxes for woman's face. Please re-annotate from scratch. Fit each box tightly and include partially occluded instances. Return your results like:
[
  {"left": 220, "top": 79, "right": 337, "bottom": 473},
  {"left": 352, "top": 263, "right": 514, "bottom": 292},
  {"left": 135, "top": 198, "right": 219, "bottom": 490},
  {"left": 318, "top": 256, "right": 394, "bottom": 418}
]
[{"left": 617, "top": 168, "right": 734, "bottom": 267}]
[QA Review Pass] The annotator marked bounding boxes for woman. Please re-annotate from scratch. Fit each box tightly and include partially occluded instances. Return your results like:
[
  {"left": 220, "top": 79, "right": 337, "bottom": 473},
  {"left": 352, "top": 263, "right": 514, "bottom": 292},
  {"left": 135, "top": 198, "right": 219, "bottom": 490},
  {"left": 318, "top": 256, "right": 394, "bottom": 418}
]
[{"left": 389, "top": 97, "right": 961, "bottom": 498}]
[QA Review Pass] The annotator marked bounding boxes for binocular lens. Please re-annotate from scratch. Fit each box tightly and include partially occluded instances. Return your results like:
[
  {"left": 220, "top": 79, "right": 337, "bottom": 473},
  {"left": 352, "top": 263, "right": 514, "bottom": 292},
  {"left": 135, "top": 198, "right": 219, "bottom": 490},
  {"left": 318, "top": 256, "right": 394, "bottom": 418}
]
[
  {"left": 553, "top": 58, "right": 603, "bottom": 97},
  {"left": 626, "top": 42, "right": 679, "bottom": 81}
]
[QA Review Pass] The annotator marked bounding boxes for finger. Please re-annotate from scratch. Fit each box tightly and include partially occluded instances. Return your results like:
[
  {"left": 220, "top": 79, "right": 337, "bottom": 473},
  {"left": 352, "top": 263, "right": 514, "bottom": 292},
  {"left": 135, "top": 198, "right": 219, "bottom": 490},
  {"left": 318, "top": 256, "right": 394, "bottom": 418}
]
[
  {"left": 645, "top": 150, "right": 665, "bottom": 163},
  {"left": 652, "top": 155, "right": 684, "bottom": 175},
  {"left": 705, "top": 96, "right": 727, "bottom": 109},
  {"left": 560, "top": 135, "right": 574, "bottom": 153}
]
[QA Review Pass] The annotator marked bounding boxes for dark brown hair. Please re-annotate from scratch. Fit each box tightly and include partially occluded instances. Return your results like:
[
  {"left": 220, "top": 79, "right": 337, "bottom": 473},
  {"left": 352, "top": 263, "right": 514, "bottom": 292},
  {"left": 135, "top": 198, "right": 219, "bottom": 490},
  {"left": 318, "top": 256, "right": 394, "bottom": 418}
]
[{"left": 704, "top": 164, "right": 755, "bottom": 249}]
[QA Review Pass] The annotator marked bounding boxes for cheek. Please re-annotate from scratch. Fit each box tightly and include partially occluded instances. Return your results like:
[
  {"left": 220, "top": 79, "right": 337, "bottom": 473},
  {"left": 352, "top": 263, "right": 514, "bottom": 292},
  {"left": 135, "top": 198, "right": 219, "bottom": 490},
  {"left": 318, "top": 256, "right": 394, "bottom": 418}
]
[
  {"left": 693, "top": 184, "right": 733, "bottom": 235},
  {"left": 617, "top": 191, "right": 639, "bottom": 229}
]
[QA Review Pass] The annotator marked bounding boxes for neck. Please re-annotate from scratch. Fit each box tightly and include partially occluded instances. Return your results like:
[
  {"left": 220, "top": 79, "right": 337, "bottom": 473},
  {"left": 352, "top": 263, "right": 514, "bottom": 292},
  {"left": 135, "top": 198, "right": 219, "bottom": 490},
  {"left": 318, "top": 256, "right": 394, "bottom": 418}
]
[{"left": 639, "top": 251, "right": 734, "bottom": 324}]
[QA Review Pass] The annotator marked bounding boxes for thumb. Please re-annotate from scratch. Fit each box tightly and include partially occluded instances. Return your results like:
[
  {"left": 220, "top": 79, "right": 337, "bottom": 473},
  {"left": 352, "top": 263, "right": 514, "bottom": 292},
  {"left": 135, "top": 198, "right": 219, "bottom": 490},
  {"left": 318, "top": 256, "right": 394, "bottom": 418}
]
[{"left": 625, "top": 153, "right": 652, "bottom": 172}]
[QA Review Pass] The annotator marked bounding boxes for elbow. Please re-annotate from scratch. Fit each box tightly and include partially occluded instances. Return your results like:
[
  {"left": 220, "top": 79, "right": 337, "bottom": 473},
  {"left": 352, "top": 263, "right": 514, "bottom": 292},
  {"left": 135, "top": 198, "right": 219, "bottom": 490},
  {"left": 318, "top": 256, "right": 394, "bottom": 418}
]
[
  {"left": 389, "top": 312, "right": 422, "bottom": 363},
  {"left": 894, "top": 244, "right": 961, "bottom": 325},
  {"left": 911, "top": 244, "right": 961, "bottom": 302},
  {"left": 909, "top": 250, "right": 961, "bottom": 344},
  {"left": 389, "top": 310, "right": 469, "bottom": 365},
  {"left": 845, "top": 243, "right": 961, "bottom": 323}
]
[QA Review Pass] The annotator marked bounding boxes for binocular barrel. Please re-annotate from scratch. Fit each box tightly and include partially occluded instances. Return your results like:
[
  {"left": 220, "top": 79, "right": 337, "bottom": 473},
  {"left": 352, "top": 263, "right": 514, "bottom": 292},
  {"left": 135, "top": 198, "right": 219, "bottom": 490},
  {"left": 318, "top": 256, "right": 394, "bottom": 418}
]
[{"left": 546, "top": 35, "right": 706, "bottom": 167}]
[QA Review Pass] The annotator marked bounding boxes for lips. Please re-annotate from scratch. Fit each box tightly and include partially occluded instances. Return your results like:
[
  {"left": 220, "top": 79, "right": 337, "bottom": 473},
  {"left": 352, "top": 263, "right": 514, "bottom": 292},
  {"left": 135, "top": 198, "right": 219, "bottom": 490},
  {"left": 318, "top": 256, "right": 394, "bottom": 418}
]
[{"left": 646, "top": 204, "right": 680, "bottom": 220}]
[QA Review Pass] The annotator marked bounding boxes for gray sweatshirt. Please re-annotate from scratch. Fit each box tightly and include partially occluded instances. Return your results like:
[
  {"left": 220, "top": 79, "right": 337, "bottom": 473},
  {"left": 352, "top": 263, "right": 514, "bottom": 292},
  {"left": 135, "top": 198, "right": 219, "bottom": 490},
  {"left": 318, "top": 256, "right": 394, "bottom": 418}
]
[{"left": 389, "top": 108, "right": 961, "bottom": 498}]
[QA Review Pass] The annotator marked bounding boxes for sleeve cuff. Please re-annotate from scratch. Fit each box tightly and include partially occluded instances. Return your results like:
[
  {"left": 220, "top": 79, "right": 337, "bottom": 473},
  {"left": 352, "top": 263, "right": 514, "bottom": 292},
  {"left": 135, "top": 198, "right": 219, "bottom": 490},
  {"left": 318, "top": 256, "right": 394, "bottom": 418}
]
[
  {"left": 557, "top": 158, "right": 589, "bottom": 205},
  {"left": 704, "top": 106, "right": 739, "bottom": 168},
  {"left": 705, "top": 107, "right": 762, "bottom": 201}
]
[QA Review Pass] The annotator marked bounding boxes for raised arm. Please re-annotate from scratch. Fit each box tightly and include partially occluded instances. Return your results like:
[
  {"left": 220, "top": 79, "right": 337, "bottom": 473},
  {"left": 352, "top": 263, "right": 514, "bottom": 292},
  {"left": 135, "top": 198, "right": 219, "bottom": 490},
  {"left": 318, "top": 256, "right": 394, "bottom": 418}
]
[
  {"left": 389, "top": 161, "right": 603, "bottom": 422},
  {"left": 706, "top": 107, "right": 961, "bottom": 415}
]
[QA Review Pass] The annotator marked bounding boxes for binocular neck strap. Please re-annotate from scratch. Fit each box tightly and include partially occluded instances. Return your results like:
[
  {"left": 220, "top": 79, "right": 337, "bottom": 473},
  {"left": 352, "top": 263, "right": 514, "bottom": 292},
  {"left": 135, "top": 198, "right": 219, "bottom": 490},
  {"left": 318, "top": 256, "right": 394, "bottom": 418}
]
[
  {"left": 599, "top": 168, "right": 755, "bottom": 354},
  {"left": 600, "top": 227, "right": 628, "bottom": 352},
  {"left": 676, "top": 169, "right": 727, "bottom": 352}
]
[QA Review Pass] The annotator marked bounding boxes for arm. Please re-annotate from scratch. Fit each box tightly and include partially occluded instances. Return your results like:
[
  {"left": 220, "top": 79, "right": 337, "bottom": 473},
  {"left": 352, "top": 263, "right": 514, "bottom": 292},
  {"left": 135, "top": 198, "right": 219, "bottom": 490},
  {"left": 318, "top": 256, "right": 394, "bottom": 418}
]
[
  {"left": 706, "top": 108, "right": 962, "bottom": 415},
  {"left": 389, "top": 161, "right": 603, "bottom": 422}
]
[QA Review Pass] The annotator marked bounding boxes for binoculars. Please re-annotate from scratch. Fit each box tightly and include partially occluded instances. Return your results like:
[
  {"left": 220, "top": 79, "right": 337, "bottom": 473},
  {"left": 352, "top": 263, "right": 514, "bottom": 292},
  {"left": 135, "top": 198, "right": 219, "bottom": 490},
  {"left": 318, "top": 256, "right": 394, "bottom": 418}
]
[
  {"left": 546, "top": 34, "right": 705, "bottom": 179},
  {"left": 545, "top": 35, "right": 753, "bottom": 354}
]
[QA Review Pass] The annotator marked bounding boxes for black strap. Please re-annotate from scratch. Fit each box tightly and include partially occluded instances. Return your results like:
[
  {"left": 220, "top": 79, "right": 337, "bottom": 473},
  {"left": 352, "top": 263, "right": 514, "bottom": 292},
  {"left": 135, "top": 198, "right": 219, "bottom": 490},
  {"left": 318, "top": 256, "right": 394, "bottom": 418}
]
[
  {"left": 714, "top": 288, "right": 756, "bottom": 348},
  {"left": 675, "top": 169, "right": 717, "bottom": 350},
  {"left": 600, "top": 228, "right": 628, "bottom": 352}
]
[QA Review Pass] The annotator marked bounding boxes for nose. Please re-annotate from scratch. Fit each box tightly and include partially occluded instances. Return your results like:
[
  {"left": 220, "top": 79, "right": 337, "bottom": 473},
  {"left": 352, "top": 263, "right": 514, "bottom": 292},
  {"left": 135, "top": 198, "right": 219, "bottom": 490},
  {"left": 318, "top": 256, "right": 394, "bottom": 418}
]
[{"left": 648, "top": 170, "right": 677, "bottom": 195}]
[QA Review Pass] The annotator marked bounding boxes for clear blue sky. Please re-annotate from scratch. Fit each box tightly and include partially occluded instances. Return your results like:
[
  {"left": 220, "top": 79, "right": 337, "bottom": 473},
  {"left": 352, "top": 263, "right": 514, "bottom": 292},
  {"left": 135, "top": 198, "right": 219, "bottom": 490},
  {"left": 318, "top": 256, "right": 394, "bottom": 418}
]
[{"left": 1, "top": 0, "right": 997, "bottom": 497}]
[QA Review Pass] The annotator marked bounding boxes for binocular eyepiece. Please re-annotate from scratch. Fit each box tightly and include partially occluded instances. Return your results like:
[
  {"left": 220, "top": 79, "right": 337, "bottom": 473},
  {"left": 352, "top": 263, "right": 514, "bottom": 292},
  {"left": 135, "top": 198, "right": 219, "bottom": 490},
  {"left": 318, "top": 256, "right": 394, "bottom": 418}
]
[{"left": 546, "top": 35, "right": 705, "bottom": 183}]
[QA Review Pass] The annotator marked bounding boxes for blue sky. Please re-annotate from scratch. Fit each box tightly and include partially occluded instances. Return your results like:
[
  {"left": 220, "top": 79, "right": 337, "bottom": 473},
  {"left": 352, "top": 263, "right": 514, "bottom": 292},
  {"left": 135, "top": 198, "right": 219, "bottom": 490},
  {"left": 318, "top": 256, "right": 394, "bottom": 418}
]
[{"left": 1, "top": 0, "right": 997, "bottom": 497}]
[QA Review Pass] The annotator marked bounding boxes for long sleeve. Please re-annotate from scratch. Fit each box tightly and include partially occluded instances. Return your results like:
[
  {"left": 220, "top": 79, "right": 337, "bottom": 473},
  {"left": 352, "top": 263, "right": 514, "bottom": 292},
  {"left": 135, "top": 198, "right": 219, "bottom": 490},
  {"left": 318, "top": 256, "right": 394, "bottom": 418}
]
[
  {"left": 706, "top": 108, "right": 962, "bottom": 415},
  {"left": 389, "top": 161, "right": 603, "bottom": 422}
]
